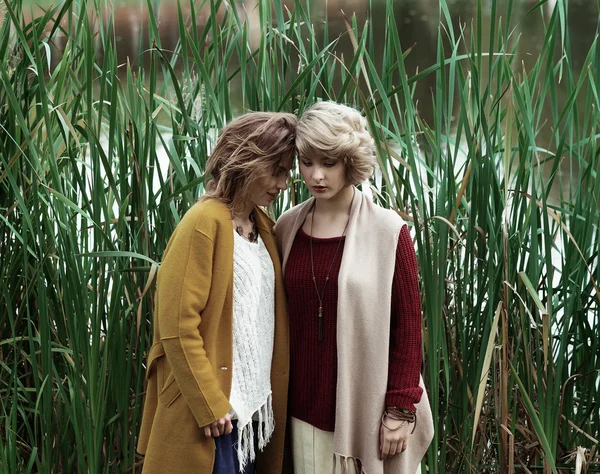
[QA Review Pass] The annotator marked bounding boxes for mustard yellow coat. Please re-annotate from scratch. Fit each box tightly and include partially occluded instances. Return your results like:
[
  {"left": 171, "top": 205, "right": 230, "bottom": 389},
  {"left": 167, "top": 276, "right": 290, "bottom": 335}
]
[{"left": 137, "top": 199, "right": 289, "bottom": 474}]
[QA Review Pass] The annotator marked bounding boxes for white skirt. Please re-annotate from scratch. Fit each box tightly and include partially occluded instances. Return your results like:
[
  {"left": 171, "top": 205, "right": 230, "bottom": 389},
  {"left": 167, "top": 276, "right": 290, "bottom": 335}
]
[{"left": 291, "top": 417, "right": 359, "bottom": 474}]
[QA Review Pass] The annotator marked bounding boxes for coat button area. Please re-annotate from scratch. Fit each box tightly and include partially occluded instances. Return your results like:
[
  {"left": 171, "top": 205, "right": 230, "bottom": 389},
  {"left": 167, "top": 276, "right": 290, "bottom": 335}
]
[{"left": 219, "top": 366, "right": 228, "bottom": 371}]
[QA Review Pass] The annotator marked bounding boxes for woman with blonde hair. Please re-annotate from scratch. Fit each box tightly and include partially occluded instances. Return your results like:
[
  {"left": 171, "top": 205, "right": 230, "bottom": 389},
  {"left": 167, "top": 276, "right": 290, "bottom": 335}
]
[
  {"left": 137, "top": 112, "right": 297, "bottom": 474},
  {"left": 276, "top": 101, "right": 434, "bottom": 474}
]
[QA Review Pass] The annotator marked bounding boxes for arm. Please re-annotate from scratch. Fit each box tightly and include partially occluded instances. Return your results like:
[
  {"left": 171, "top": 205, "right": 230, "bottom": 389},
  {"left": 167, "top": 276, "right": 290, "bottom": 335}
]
[
  {"left": 386, "top": 225, "right": 423, "bottom": 410},
  {"left": 157, "top": 219, "right": 231, "bottom": 431},
  {"left": 380, "top": 225, "right": 423, "bottom": 459}
]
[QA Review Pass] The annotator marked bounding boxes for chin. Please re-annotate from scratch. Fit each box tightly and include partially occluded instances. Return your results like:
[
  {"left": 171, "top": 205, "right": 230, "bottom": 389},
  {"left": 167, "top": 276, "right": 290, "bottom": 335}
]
[{"left": 313, "top": 191, "right": 335, "bottom": 199}]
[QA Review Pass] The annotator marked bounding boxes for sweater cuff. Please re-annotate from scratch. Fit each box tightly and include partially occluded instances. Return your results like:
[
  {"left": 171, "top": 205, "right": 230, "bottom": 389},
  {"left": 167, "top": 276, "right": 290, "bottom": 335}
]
[{"left": 385, "top": 386, "right": 423, "bottom": 413}]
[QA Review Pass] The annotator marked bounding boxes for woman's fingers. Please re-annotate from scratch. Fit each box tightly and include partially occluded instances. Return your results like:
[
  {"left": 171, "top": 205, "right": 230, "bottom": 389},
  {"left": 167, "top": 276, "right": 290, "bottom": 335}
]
[
  {"left": 220, "top": 413, "right": 233, "bottom": 435},
  {"left": 218, "top": 417, "right": 227, "bottom": 435},
  {"left": 204, "top": 415, "right": 234, "bottom": 438},
  {"left": 224, "top": 417, "right": 233, "bottom": 435},
  {"left": 380, "top": 418, "right": 413, "bottom": 459},
  {"left": 381, "top": 438, "right": 391, "bottom": 460},
  {"left": 380, "top": 427, "right": 391, "bottom": 460},
  {"left": 389, "top": 441, "right": 402, "bottom": 457}
]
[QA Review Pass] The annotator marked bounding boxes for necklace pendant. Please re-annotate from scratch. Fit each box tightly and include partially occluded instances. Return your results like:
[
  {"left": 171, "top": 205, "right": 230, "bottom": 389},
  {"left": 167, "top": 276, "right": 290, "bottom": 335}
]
[{"left": 318, "top": 307, "right": 323, "bottom": 342}]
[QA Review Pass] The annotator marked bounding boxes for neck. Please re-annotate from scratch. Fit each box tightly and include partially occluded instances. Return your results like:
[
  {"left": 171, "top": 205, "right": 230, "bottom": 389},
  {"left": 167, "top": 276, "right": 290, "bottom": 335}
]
[
  {"left": 313, "top": 185, "right": 355, "bottom": 215},
  {"left": 232, "top": 201, "right": 255, "bottom": 224}
]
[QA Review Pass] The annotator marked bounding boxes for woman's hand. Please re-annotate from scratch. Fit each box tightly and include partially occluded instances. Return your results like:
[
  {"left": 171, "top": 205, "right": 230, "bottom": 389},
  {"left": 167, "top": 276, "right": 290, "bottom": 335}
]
[
  {"left": 203, "top": 413, "right": 233, "bottom": 438},
  {"left": 379, "top": 415, "right": 414, "bottom": 460}
]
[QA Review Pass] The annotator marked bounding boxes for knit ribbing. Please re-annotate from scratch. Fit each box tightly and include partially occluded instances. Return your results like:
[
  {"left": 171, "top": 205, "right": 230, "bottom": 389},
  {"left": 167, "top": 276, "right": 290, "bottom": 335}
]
[
  {"left": 284, "top": 226, "right": 423, "bottom": 433},
  {"left": 229, "top": 231, "right": 275, "bottom": 471}
]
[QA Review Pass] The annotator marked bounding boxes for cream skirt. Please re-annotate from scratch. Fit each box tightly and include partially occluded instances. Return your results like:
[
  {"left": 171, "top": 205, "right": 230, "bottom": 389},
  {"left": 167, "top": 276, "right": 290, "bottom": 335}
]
[{"left": 291, "top": 417, "right": 359, "bottom": 474}]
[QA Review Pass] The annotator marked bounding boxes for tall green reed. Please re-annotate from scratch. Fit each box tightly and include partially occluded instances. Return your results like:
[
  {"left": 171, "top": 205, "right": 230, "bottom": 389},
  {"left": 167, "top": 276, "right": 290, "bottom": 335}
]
[{"left": 0, "top": 0, "right": 598, "bottom": 472}]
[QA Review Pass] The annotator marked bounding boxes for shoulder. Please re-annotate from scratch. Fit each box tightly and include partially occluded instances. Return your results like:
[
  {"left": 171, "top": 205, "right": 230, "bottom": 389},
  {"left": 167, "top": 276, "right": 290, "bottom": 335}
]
[
  {"left": 360, "top": 194, "right": 406, "bottom": 234},
  {"left": 276, "top": 198, "right": 313, "bottom": 230},
  {"left": 178, "top": 198, "right": 231, "bottom": 240}
]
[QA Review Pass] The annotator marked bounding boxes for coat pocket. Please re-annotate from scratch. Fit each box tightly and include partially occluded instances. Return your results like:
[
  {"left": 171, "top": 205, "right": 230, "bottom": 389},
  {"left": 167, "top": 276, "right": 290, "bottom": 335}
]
[{"left": 158, "top": 373, "right": 182, "bottom": 407}]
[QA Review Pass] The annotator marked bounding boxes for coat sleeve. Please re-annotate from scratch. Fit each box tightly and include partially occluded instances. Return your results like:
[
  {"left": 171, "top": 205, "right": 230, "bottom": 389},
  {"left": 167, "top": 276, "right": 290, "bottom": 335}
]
[{"left": 157, "top": 219, "right": 231, "bottom": 428}]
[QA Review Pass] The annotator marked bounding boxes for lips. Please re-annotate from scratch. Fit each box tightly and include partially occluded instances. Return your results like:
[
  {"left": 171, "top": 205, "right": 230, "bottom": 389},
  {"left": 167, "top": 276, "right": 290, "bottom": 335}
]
[
  {"left": 312, "top": 185, "right": 327, "bottom": 193},
  {"left": 267, "top": 192, "right": 279, "bottom": 201}
]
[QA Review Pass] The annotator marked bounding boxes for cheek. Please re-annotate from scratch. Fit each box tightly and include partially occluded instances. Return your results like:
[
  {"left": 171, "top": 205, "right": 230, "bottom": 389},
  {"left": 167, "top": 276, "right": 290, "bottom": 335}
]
[
  {"left": 299, "top": 166, "right": 310, "bottom": 180},
  {"left": 265, "top": 176, "right": 278, "bottom": 190},
  {"left": 335, "top": 166, "right": 347, "bottom": 184},
  {"left": 252, "top": 180, "right": 267, "bottom": 196}
]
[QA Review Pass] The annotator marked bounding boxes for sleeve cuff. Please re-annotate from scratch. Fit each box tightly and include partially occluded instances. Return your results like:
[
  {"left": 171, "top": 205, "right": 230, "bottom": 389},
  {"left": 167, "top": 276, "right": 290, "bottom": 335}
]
[{"left": 385, "top": 386, "right": 423, "bottom": 412}]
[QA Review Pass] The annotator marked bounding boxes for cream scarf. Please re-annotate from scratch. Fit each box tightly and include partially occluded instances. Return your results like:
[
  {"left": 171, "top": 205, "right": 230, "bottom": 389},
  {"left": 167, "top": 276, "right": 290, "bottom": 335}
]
[{"left": 276, "top": 190, "right": 434, "bottom": 474}]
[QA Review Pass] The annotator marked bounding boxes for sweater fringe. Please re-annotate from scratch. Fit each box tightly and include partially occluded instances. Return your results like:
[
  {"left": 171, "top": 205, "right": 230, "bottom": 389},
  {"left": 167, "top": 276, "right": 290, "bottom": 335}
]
[
  {"left": 236, "top": 394, "right": 274, "bottom": 472},
  {"left": 333, "top": 453, "right": 365, "bottom": 474}
]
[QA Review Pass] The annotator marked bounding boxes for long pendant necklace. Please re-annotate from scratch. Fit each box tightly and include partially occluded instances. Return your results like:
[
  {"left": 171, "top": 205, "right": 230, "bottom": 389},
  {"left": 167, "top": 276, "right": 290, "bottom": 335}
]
[{"left": 309, "top": 190, "right": 354, "bottom": 342}]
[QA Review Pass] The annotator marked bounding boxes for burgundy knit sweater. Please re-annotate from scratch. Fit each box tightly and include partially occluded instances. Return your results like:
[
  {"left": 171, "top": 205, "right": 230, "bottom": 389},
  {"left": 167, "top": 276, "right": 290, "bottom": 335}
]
[{"left": 284, "top": 225, "right": 423, "bottom": 432}]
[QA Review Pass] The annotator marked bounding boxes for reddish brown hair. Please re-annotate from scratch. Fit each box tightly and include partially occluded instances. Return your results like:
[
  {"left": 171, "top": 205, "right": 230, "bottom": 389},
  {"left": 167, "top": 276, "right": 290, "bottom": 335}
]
[{"left": 202, "top": 112, "right": 297, "bottom": 215}]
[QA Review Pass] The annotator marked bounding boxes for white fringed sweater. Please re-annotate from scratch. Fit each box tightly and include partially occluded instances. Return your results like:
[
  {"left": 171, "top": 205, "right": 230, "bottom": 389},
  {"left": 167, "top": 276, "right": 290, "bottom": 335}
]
[{"left": 229, "top": 231, "right": 275, "bottom": 471}]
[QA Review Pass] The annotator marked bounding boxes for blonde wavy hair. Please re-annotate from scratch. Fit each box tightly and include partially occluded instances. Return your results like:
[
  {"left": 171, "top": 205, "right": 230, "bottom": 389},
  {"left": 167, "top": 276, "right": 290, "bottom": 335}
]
[
  {"left": 202, "top": 112, "right": 297, "bottom": 215},
  {"left": 295, "top": 101, "right": 376, "bottom": 185}
]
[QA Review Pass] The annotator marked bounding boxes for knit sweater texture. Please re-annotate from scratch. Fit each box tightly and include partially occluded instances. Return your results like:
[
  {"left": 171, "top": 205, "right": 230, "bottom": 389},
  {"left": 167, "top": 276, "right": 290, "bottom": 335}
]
[
  {"left": 284, "top": 226, "right": 423, "bottom": 432},
  {"left": 229, "top": 232, "right": 276, "bottom": 470}
]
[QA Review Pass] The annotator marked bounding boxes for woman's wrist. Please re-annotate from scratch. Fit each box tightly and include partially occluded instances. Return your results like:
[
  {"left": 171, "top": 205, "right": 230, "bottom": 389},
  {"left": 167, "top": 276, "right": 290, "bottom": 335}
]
[
  {"left": 383, "top": 407, "right": 417, "bottom": 433},
  {"left": 386, "top": 406, "right": 416, "bottom": 416},
  {"left": 385, "top": 389, "right": 421, "bottom": 412}
]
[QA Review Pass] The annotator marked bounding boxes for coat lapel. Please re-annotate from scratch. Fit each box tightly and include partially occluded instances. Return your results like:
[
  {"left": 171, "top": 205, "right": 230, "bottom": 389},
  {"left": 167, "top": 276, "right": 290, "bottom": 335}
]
[{"left": 253, "top": 207, "right": 278, "bottom": 265}]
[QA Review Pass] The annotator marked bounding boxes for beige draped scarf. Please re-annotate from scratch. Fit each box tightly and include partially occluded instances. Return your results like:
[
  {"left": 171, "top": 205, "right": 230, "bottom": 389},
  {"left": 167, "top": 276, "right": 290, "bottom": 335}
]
[{"left": 276, "top": 190, "right": 434, "bottom": 474}]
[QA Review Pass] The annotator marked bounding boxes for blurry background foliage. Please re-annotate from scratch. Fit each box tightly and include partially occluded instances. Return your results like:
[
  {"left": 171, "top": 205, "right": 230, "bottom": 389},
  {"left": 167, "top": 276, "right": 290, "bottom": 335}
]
[{"left": 0, "top": 0, "right": 599, "bottom": 472}]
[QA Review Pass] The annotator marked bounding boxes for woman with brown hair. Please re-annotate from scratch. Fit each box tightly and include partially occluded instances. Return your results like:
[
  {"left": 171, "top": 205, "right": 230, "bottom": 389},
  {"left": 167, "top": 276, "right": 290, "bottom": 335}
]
[
  {"left": 276, "top": 101, "right": 434, "bottom": 474},
  {"left": 137, "top": 112, "right": 297, "bottom": 474}
]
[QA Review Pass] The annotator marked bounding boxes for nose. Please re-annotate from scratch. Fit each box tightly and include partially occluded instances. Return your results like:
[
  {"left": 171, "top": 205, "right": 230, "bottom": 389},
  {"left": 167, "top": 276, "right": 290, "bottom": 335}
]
[{"left": 312, "top": 166, "right": 324, "bottom": 182}]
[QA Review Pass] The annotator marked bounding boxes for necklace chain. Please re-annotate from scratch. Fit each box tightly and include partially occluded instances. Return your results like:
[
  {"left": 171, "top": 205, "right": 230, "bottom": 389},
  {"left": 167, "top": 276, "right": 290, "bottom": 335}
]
[
  {"left": 309, "top": 190, "right": 354, "bottom": 342},
  {"left": 234, "top": 212, "right": 258, "bottom": 243}
]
